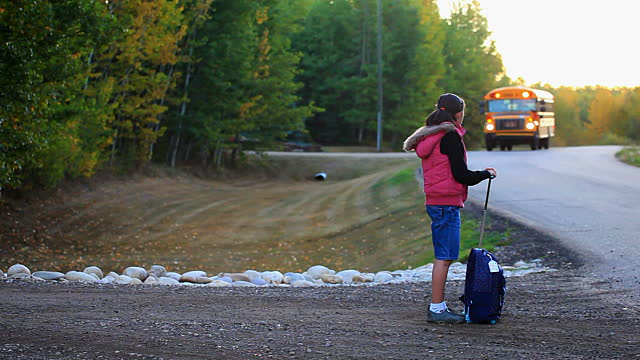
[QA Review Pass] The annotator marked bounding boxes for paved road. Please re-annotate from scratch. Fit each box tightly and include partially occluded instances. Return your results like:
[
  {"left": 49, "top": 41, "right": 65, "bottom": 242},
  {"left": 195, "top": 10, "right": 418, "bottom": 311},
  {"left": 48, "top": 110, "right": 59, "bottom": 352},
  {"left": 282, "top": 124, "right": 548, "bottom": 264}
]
[
  {"left": 266, "top": 147, "right": 640, "bottom": 294},
  {"left": 465, "top": 146, "right": 640, "bottom": 294}
]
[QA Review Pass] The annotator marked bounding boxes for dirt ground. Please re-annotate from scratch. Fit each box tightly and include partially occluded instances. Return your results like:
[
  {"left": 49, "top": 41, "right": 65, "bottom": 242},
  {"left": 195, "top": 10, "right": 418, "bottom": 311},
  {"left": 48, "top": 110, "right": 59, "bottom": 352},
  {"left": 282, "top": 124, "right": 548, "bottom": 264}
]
[
  {"left": 0, "top": 157, "right": 423, "bottom": 274},
  {"left": 2, "top": 202, "right": 639, "bottom": 360},
  {"left": 2, "top": 155, "right": 640, "bottom": 359}
]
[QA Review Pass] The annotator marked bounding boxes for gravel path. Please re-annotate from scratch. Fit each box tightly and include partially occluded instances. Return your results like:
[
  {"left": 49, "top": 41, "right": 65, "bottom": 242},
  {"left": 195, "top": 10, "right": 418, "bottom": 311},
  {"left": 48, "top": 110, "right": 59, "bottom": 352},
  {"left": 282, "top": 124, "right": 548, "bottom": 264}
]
[{"left": 1, "top": 273, "right": 638, "bottom": 359}]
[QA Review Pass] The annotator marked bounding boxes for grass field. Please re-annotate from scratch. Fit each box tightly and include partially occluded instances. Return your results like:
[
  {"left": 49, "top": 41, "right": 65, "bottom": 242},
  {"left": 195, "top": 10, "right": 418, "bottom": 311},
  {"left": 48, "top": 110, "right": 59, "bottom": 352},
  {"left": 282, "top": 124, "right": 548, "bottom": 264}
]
[
  {"left": 616, "top": 146, "right": 640, "bottom": 167},
  {"left": 2, "top": 153, "right": 506, "bottom": 274}
]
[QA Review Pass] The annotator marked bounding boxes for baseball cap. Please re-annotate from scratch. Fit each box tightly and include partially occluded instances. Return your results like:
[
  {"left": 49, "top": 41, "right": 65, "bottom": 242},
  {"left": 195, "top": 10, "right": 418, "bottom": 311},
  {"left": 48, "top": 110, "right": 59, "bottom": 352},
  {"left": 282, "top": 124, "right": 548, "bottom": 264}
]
[{"left": 437, "top": 93, "right": 465, "bottom": 114}]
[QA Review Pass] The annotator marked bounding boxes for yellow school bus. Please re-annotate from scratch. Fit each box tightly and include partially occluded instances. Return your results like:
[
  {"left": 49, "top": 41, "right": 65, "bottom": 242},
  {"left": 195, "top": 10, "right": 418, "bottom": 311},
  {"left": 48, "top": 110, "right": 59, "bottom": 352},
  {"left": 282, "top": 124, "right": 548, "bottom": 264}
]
[{"left": 481, "top": 86, "right": 555, "bottom": 151}]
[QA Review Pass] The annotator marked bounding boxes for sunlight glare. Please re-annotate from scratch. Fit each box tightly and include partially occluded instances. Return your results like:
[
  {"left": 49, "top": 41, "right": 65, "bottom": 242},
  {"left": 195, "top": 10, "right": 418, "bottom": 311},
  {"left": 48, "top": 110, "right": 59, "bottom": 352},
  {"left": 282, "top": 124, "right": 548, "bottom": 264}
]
[{"left": 437, "top": 0, "right": 640, "bottom": 87}]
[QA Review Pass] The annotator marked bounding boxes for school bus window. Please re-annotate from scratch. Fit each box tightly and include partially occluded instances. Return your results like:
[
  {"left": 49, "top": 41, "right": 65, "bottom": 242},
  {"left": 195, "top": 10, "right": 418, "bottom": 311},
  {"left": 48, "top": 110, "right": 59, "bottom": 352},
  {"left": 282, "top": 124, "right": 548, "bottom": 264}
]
[{"left": 487, "top": 99, "right": 536, "bottom": 112}]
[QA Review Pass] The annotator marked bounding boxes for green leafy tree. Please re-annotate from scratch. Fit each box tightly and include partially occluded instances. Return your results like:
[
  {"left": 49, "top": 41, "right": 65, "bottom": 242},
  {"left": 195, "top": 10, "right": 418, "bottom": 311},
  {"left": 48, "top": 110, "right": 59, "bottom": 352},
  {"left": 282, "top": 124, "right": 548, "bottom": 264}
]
[
  {"left": 91, "top": 0, "right": 187, "bottom": 169},
  {"left": 186, "top": 0, "right": 263, "bottom": 166},
  {"left": 160, "top": 0, "right": 215, "bottom": 168},
  {"left": 185, "top": 0, "right": 318, "bottom": 167},
  {"left": 0, "top": 0, "right": 113, "bottom": 191},
  {"left": 293, "top": 0, "right": 507, "bottom": 148},
  {"left": 384, "top": 0, "right": 446, "bottom": 148},
  {"left": 294, "top": 0, "right": 448, "bottom": 147},
  {"left": 293, "top": 0, "right": 365, "bottom": 144},
  {"left": 441, "top": 0, "right": 506, "bottom": 148},
  {"left": 621, "top": 87, "right": 640, "bottom": 141},
  {"left": 250, "top": 1, "right": 322, "bottom": 143}
]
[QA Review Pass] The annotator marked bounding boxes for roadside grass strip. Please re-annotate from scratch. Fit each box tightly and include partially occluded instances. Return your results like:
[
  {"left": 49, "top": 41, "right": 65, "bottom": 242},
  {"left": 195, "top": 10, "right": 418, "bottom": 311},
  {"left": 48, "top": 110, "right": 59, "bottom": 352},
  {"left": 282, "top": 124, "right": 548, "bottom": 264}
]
[{"left": 616, "top": 146, "right": 640, "bottom": 167}]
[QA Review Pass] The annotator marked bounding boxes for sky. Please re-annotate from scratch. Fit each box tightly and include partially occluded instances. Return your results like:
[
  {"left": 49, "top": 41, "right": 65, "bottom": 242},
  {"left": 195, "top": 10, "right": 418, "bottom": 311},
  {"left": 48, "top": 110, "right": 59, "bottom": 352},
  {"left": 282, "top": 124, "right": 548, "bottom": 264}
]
[{"left": 437, "top": 0, "right": 640, "bottom": 88}]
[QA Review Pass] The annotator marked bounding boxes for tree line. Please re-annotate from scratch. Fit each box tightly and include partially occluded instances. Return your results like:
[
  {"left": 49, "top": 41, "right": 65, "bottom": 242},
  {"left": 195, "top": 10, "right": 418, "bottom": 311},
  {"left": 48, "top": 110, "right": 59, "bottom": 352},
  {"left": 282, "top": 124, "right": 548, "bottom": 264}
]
[
  {"left": 293, "top": 0, "right": 506, "bottom": 148},
  {"left": 536, "top": 84, "right": 640, "bottom": 147},
  {"left": 1, "top": 0, "right": 637, "bottom": 194}
]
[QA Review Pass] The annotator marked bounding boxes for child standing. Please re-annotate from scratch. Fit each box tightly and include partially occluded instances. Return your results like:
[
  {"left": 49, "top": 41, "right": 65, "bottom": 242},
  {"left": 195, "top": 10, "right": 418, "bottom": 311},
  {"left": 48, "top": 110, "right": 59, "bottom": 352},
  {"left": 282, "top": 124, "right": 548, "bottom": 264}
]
[{"left": 403, "top": 93, "right": 497, "bottom": 324}]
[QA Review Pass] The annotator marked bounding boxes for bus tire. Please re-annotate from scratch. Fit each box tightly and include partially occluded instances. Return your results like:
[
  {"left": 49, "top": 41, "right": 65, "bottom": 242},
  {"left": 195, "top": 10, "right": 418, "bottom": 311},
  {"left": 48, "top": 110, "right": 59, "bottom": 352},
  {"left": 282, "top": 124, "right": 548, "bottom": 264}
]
[
  {"left": 485, "top": 135, "right": 496, "bottom": 151},
  {"left": 530, "top": 135, "right": 539, "bottom": 151},
  {"left": 486, "top": 139, "right": 495, "bottom": 151}
]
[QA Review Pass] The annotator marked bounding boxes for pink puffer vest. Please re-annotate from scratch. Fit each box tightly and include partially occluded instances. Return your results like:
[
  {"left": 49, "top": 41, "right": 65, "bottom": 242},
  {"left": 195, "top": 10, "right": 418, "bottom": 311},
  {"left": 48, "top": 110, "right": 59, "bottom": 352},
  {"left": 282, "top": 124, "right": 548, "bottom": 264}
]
[{"left": 404, "top": 122, "right": 467, "bottom": 207}]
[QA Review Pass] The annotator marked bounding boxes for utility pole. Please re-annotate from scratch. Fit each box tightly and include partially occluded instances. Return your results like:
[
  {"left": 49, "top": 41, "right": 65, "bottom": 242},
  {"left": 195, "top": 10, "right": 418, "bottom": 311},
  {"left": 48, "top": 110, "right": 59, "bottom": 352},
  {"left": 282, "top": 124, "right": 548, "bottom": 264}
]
[{"left": 376, "top": 0, "right": 383, "bottom": 152}]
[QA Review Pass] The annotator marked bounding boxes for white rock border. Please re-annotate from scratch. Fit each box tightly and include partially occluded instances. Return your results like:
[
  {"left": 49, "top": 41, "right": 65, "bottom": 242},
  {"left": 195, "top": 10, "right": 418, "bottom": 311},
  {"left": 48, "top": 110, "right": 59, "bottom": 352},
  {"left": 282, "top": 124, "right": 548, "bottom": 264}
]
[{"left": 0, "top": 260, "right": 554, "bottom": 288}]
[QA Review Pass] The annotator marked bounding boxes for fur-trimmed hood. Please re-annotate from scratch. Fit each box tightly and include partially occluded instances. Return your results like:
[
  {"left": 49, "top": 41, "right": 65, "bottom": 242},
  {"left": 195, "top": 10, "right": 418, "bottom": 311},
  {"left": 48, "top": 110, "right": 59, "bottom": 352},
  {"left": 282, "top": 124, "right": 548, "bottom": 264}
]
[{"left": 402, "top": 122, "right": 456, "bottom": 152}]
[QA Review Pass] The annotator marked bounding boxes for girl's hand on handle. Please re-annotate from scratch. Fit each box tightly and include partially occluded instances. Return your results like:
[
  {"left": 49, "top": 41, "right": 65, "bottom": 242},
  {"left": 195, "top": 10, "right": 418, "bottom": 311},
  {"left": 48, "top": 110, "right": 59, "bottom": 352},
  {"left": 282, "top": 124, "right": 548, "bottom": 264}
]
[{"left": 485, "top": 168, "right": 497, "bottom": 178}]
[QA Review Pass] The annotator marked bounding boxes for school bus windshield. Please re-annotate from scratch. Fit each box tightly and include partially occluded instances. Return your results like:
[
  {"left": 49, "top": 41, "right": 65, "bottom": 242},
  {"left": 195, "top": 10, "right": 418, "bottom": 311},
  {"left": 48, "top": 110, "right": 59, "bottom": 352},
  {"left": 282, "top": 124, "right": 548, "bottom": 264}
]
[{"left": 488, "top": 99, "right": 536, "bottom": 112}]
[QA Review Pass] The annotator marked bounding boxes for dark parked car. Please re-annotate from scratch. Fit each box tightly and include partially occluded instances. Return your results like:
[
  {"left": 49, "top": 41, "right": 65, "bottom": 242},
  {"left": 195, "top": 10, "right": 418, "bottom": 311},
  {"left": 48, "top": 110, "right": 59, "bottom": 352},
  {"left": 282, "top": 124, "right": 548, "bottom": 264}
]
[{"left": 283, "top": 131, "right": 322, "bottom": 152}]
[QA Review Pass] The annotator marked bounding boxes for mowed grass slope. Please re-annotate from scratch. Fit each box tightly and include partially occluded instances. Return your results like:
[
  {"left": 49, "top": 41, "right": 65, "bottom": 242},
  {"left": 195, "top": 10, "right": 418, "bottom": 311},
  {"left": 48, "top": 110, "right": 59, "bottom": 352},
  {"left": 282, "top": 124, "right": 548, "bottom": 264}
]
[{"left": 2, "top": 153, "right": 505, "bottom": 274}]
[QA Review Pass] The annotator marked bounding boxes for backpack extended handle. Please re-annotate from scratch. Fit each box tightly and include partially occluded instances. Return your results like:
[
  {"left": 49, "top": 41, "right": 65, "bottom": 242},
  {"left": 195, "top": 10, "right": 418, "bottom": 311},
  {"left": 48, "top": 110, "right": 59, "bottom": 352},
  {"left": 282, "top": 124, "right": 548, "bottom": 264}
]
[
  {"left": 478, "top": 177, "right": 493, "bottom": 248},
  {"left": 484, "top": 176, "right": 493, "bottom": 211}
]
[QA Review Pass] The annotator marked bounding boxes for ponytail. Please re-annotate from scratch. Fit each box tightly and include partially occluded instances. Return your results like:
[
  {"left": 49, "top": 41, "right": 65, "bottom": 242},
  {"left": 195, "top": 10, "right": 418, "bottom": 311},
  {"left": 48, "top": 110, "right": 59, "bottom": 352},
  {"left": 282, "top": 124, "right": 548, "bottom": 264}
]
[{"left": 425, "top": 108, "right": 455, "bottom": 126}]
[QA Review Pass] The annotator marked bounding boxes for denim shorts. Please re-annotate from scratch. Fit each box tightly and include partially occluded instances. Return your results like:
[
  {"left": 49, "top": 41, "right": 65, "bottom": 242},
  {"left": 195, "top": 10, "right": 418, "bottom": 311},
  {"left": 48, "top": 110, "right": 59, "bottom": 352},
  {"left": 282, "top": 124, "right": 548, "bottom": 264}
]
[{"left": 426, "top": 205, "right": 461, "bottom": 260}]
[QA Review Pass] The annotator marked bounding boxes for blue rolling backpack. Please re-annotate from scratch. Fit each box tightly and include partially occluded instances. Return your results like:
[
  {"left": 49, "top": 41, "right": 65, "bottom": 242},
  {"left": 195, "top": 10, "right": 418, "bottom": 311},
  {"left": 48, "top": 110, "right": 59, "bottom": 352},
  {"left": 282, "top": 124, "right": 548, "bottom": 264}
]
[{"left": 460, "top": 177, "right": 506, "bottom": 324}]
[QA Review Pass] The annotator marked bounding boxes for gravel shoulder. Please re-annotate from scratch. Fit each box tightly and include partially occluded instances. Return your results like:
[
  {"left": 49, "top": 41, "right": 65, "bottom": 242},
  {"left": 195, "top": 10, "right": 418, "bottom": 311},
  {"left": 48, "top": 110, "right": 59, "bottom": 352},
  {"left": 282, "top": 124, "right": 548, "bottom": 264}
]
[
  {"left": 2, "top": 203, "right": 639, "bottom": 360},
  {"left": 1, "top": 273, "right": 638, "bottom": 359}
]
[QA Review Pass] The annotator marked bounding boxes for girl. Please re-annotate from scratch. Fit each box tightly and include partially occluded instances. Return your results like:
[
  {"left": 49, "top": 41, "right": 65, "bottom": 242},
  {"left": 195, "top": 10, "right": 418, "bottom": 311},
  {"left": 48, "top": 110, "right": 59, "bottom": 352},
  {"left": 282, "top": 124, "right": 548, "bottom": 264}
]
[{"left": 403, "top": 93, "right": 497, "bottom": 324}]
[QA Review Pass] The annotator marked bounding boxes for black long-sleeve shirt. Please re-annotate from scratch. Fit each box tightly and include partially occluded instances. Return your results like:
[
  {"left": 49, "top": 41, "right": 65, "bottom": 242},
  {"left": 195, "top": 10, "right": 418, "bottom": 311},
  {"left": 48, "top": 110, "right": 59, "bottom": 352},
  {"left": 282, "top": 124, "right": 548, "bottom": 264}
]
[{"left": 440, "top": 131, "right": 491, "bottom": 186}]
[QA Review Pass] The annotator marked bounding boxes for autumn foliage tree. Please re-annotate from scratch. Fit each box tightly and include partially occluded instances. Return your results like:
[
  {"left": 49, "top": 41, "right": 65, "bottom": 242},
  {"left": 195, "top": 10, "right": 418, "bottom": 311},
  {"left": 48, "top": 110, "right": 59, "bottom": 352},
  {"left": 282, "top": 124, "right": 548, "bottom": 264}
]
[
  {"left": 540, "top": 84, "right": 639, "bottom": 146},
  {"left": 1, "top": 0, "right": 638, "bottom": 194},
  {"left": 0, "top": 0, "right": 113, "bottom": 190},
  {"left": 91, "top": 0, "right": 188, "bottom": 169}
]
